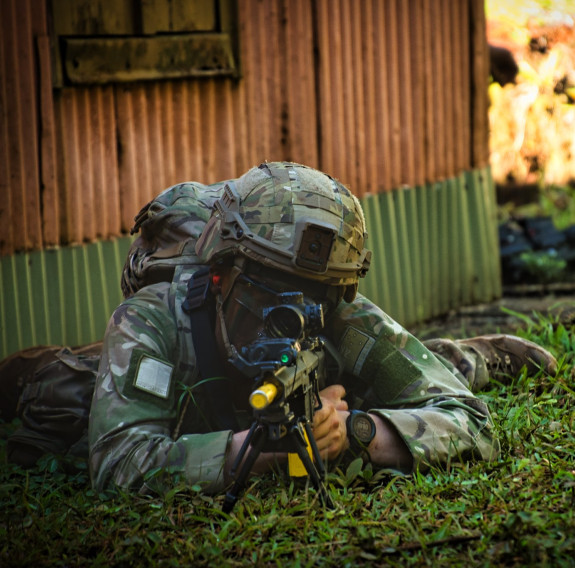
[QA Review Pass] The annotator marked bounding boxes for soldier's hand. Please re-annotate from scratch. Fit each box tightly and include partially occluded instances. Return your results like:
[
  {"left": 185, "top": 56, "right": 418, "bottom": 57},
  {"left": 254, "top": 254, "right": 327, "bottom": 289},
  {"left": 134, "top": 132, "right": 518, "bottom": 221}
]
[{"left": 313, "top": 384, "right": 349, "bottom": 460}]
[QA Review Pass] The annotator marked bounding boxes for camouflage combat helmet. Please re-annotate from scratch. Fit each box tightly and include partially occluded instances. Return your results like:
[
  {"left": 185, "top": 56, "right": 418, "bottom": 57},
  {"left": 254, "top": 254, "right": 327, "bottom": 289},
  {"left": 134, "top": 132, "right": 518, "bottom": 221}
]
[{"left": 195, "top": 162, "right": 371, "bottom": 302}]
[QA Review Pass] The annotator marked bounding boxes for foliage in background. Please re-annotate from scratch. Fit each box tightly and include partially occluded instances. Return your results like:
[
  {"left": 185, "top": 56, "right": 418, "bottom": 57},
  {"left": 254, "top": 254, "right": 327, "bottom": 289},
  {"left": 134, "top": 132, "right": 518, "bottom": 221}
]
[
  {"left": 487, "top": 1, "right": 575, "bottom": 283},
  {"left": 1, "top": 312, "right": 574, "bottom": 567},
  {"left": 501, "top": 183, "right": 575, "bottom": 229},
  {"left": 487, "top": 0, "right": 575, "bottom": 25},
  {"left": 519, "top": 249, "right": 568, "bottom": 282},
  {"left": 486, "top": 0, "right": 575, "bottom": 188}
]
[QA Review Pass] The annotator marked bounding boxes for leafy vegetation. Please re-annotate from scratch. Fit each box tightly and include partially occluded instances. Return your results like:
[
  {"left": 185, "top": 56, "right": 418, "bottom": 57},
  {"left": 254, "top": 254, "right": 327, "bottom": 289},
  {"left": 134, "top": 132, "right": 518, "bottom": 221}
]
[
  {"left": 487, "top": 0, "right": 575, "bottom": 188},
  {"left": 500, "top": 183, "right": 575, "bottom": 232},
  {"left": 1, "top": 312, "right": 574, "bottom": 567},
  {"left": 518, "top": 249, "right": 568, "bottom": 282},
  {"left": 487, "top": 1, "right": 575, "bottom": 284}
]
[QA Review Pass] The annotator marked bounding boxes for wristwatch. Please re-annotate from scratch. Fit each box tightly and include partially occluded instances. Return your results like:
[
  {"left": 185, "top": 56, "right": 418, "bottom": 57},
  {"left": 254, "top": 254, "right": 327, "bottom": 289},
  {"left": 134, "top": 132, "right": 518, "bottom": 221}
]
[{"left": 346, "top": 410, "right": 376, "bottom": 455}]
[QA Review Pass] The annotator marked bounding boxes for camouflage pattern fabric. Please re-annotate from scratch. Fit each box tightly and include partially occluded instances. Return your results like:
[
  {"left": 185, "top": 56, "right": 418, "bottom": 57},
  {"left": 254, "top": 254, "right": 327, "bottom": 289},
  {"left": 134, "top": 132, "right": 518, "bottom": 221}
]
[
  {"left": 90, "top": 268, "right": 232, "bottom": 494},
  {"left": 123, "top": 163, "right": 371, "bottom": 302},
  {"left": 93, "top": 163, "right": 499, "bottom": 494},
  {"left": 195, "top": 163, "right": 371, "bottom": 302},
  {"left": 422, "top": 338, "right": 491, "bottom": 392},
  {"left": 89, "top": 269, "right": 500, "bottom": 495},
  {"left": 332, "top": 297, "right": 498, "bottom": 469},
  {"left": 122, "top": 181, "right": 228, "bottom": 299}
]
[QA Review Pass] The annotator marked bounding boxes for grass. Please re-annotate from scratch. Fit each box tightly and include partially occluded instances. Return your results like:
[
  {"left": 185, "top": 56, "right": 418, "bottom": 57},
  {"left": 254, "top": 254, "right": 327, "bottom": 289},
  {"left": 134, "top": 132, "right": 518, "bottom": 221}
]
[{"left": 1, "top": 311, "right": 575, "bottom": 566}]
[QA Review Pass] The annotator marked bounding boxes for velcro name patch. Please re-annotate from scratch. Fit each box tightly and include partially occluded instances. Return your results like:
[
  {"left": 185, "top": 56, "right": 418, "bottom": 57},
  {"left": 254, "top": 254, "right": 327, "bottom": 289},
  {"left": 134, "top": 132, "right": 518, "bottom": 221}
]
[
  {"left": 134, "top": 355, "right": 173, "bottom": 399},
  {"left": 339, "top": 326, "right": 376, "bottom": 376}
]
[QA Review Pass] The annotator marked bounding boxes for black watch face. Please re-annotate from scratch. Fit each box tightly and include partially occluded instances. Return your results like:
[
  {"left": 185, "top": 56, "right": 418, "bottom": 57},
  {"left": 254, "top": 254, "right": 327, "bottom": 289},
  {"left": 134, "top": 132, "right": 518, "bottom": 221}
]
[{"left": 353, "top": 414, "right": 374, "bottom": 444}]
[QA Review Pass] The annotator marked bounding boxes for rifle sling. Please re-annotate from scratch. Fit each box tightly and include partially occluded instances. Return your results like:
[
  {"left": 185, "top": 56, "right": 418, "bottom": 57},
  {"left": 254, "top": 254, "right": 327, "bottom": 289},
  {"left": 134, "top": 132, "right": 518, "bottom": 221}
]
[{"left": 183, "top": 267, "right": 239, "bottom": 432}]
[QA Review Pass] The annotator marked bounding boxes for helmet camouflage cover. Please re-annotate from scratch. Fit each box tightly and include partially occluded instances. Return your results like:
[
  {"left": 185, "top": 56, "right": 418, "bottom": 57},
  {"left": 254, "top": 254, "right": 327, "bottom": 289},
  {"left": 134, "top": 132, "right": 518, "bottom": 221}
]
[{"left": 195, "top": 162, "right": 371, "bottom": 301}]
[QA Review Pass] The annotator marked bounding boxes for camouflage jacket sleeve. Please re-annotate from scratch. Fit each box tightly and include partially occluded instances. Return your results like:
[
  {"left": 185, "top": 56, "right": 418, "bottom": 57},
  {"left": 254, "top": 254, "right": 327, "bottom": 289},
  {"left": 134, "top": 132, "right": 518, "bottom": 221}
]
[
  {"left": 88, "top": 281, "right": 232, "bottom": 494},
  {"left": 328, "top": 294, "right": 500, "bottom": 471}
]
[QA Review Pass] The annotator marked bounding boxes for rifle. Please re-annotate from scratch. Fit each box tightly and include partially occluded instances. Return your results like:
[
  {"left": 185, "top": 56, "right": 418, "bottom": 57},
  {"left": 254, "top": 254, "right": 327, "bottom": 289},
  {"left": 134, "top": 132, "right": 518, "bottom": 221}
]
[{"left": 222, "top": 292, "right": 335, "bottom": 513}]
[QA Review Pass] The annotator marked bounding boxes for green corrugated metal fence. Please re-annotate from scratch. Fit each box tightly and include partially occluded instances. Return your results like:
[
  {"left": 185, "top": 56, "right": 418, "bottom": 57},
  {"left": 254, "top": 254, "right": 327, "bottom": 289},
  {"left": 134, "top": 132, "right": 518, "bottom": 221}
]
[
  {"left": 0, "top": 237, "right": 133, "bottom": 359},
  {"left": 0, "top": 167, "right": 501, "bottom": 361},
  {"left": 359, "top": 166, "right": 501, "bottom": 325}
]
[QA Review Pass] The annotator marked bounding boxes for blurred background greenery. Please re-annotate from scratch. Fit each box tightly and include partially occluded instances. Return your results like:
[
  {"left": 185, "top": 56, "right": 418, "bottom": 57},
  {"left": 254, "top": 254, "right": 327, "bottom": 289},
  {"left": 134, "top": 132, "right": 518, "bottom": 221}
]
[{"left": 486, "top": 0, "right": 575, "bottom": 228}]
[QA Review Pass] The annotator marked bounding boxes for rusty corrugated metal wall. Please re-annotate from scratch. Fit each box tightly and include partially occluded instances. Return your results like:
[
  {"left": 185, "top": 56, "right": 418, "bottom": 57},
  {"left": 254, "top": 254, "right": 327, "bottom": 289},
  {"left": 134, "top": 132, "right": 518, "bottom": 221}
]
[
  {"left": 0, "top": 0, "right": 496, "bottom": 359},
  {"left": 1, "top": 0, "right": 489, "bottom": 254},
  {"left": 315, "top": 0, "right": 489, "bottom": 192}
]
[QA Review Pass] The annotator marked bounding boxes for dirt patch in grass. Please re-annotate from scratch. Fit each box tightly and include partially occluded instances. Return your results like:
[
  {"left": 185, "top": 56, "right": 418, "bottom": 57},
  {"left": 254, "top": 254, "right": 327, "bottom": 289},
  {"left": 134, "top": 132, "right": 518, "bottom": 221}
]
[{"left": 410, "top": 285, "right": 575, "bottom": 340}]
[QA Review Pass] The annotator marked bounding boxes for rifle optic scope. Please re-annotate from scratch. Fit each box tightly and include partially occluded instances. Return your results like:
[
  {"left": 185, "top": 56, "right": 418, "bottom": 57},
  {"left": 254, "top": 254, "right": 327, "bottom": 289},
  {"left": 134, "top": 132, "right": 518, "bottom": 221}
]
[{"left": 262, "top": 292, "right": 324, "bottom": 339}]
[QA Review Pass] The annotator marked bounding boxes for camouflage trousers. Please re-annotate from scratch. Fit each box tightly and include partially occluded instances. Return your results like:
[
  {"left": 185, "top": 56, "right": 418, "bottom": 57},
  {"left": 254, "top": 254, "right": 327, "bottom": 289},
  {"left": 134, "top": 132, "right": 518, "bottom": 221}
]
[{"left": 423, "top": 338, "right": 491, "bottom": 393}]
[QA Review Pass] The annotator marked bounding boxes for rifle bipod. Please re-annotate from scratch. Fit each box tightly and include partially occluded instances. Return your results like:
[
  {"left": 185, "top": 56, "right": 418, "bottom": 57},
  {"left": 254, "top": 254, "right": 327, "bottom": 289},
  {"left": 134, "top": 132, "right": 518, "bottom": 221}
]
[{"left": 222, "top": 418, "right": 335, "bottom": 513}]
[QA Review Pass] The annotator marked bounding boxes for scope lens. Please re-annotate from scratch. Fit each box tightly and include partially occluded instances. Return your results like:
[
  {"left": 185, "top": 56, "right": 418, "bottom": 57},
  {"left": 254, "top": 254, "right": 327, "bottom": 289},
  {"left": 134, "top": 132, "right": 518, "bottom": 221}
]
[{"left": 265, "top": 305, "right": 305, "bottom": 339}]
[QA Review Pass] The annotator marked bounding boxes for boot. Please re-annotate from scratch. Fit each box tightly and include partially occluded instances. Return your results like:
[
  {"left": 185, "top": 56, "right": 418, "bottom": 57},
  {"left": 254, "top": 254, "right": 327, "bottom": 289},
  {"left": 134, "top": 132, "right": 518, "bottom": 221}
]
[{"left": 456, "top": 334, "right": 557, "bottom": 379}]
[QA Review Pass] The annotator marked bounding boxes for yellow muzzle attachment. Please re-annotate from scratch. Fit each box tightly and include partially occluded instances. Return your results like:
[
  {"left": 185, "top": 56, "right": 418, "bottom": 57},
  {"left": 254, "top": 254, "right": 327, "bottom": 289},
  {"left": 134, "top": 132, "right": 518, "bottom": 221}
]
[{"left": 249, "top": 382, "right": 278, "bottom": 410}]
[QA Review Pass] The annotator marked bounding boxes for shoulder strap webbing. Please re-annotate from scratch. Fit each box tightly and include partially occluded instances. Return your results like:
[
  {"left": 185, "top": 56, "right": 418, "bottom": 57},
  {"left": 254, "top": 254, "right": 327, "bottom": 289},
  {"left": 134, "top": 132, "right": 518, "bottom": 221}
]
[{"left": 183, "top": 267, "right": 239, "bottom": 432}]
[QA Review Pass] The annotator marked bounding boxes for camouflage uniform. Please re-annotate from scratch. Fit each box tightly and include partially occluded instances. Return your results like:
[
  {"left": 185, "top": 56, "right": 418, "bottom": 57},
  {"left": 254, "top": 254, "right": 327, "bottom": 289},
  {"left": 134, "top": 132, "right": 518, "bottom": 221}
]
[{"left": 89, "top": 163, "right": 500, "bottom": 494}]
